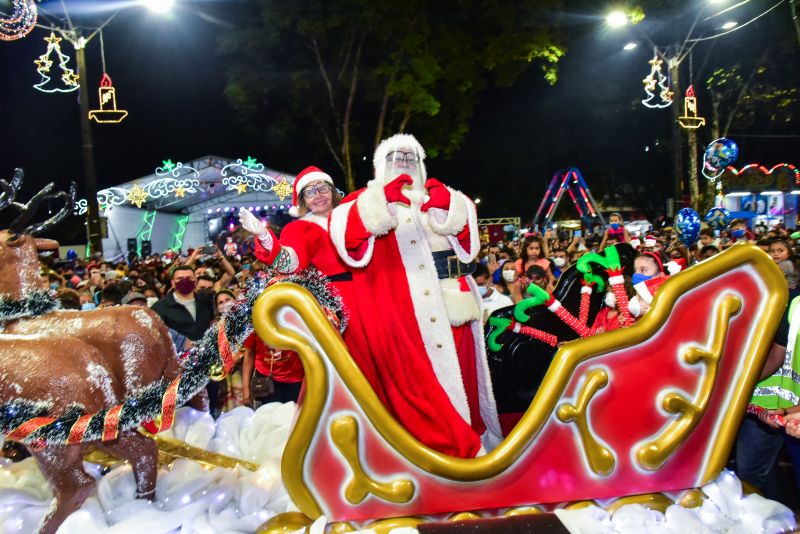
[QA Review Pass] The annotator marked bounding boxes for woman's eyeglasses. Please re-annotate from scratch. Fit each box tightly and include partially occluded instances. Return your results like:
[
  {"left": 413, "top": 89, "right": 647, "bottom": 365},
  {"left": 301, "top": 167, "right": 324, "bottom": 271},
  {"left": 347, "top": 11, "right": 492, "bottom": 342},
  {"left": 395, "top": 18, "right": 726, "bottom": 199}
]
[{"left": 302, "top": 183, "right": 332, "bottom": 198}]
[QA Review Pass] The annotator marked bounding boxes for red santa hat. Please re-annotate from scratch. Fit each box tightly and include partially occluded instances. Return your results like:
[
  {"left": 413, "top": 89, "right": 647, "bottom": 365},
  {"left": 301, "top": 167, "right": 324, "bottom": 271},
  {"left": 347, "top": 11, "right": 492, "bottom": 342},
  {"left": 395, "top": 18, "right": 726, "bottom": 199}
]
[
  {"left": 288, "top": 166, "right": 333, "bottom": 217},
  {"left": 665, "top": 257, "right": 686, "bottom": 274},
  {"left": 634, "top": 275, "right": 669, "bottom": 304},
  {"left": 643, "top": 235, "right": 657, "bottom": 248}
]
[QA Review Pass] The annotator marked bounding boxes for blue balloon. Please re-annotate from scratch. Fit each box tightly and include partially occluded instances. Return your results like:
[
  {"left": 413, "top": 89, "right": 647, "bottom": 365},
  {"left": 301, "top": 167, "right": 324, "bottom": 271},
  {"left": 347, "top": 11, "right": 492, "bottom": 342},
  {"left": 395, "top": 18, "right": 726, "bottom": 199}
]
[
  {"left": 704, "top": 207, "right": 732, "bottom": 230},
  {"left": 675, "top": 208, "right": 701, "bottom": 246},
  {"left": 703, "top": 138, "right": 739, "bottom": 178}
]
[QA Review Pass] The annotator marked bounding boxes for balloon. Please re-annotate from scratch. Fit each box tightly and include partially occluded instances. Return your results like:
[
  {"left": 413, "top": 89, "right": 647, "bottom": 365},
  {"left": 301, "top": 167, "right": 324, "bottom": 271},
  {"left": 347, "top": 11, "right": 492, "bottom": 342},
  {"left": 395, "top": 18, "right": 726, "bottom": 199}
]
[
  {"left": 675, "top": 208, "right": 701, "bottom": 246},
  {"left": 702, "top": 138, "right": 739, "bottom": 180},
  {"left": 704, "top": 207, "right": 731, "bottom": 230}
]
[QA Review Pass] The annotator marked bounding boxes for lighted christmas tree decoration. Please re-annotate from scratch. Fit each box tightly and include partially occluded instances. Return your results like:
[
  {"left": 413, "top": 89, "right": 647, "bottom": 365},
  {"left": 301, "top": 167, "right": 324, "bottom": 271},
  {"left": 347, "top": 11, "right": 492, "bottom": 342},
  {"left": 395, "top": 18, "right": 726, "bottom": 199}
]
[
  {"left": 88, "top": 73, "right": 128, "bottom": 124},
  {"left": 0, "top": 0, "right": 37, "bottom": 41},
  {"left": 33, "top": 32, "right": 79, "bottom": 93},
  {"left": 677, "top": 85, "right": 706, "bottom": 129},
  {"left": 641, "top": 51, "right": 672, "bottom": 109}
]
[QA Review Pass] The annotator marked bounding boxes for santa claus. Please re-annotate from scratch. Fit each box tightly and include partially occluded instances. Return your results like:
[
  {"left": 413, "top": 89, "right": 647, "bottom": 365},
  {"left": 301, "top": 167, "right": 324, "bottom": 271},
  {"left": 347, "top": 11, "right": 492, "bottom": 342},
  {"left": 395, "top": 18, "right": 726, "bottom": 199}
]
[{"left": 329, "top": 133, "right": 502, "bottom": 456}]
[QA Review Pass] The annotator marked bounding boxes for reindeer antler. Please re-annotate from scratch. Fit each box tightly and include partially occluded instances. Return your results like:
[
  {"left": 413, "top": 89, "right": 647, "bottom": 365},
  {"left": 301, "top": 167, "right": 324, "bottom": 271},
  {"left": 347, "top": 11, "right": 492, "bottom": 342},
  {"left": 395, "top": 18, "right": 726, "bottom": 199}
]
[
  {"left": 0, "top": 169, "right": 23, "bottom": 211},
  {"left": 9, "top": 181, "right": 76, "bottom": 236}
]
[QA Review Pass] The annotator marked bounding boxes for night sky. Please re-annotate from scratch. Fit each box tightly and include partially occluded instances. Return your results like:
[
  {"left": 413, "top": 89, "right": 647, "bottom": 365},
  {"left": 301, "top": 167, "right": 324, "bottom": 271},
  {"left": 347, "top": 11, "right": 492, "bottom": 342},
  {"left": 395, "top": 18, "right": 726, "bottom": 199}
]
[{"left": 0, "top": 0, "right": 797, "bottom": 241}]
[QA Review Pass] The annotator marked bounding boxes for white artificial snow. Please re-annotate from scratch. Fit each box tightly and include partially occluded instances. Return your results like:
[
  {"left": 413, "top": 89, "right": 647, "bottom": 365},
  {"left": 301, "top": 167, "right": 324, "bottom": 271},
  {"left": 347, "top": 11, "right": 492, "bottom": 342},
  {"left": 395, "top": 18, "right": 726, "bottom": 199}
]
[
  {"left": 120, "top": 334, "right": 145, "bottom": 392},
  {"left": 86, "top": 363, "right": 117, "bottom": 405}
]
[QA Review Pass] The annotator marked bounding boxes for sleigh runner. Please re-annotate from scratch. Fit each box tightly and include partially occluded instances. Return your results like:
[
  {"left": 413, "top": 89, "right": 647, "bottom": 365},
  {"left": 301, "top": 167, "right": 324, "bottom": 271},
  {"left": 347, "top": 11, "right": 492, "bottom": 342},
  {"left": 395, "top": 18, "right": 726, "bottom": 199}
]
[{"left": 251, "top": 243, "right": 786, "bottom": 525}]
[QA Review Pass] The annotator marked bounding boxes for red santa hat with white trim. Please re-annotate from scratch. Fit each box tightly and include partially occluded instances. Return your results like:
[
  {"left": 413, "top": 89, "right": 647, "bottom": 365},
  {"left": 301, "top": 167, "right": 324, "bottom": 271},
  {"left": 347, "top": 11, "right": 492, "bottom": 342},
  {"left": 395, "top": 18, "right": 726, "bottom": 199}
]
[
  {"left": 634, "top": 275, "right": 669, "bottom": 305},
  {"left": 288, "top": 166, "right": 334, "bottom": 217}
]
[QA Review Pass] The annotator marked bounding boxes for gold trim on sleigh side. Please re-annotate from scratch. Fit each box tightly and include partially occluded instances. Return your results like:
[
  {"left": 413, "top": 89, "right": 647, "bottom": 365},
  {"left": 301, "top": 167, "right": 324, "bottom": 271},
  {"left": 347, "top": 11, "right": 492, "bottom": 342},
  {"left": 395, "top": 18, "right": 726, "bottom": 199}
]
[{"left": 251, "top": 244, "right": 786, "bottom": 518}]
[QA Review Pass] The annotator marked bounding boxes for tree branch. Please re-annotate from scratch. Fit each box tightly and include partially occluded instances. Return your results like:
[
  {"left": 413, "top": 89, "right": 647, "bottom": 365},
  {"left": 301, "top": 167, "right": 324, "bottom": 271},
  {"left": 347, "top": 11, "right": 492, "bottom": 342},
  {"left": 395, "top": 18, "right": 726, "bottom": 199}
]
[
  {"left": 342, "top": 36, "right": 364, "bottom": 192},
  {"left": 312, "top": 116, "right": 345, "bottom": 172},
  {"left": 374, "top": 73, "right": 395, "bottom": 148},
  {"left": 310, "top": 34, "right": 341, "bottom": 136}
]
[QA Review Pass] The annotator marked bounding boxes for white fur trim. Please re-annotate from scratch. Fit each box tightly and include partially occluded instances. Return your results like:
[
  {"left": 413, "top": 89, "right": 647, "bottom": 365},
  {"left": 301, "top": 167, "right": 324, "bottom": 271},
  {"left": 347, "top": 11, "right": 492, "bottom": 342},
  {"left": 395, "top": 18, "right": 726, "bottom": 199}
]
[
  {"left": 608, "top": 274, "right": 625, "bottom": 285},
  {"left": 357, "top": 180, "right": 397, "bottom": 236},
  {"left": 547, "top": 300, "right": 562, "bottom": 313},
  {"left": 393, "top": 206, "right": 471, "bottom": 424},
  {"left": 628, "top": 297, "right": 641, "bottom": 317},
  {"left": 441, "top": 278, "right": 481, "bottom": 326},
  {"left": 634, "top": 282, "right": 654, "bottom": 304},
  {"left": 511, "top": 322, "right": 522, "bottom": 333},
  {"left": 288, "top": 206, "right": 300, "bottom": 217},
  {"left": 666, "top": 261, "right": 682, "bottom": 275},
  {"left": 302, "top": 212, "right": 328, "bottom": 230},
  {"left": 329, "top": 199, "right": 376, "bottom": 269},
  {"left": 630, "top": 238, "right": 641, "bottom": 249},
  {"left": 581, "top": 286, "right": 593, "bottom": 294},
  {"left": 644, "top": 237, "right": 657, "bottom": 247},
  {"left": 444, "top": 193, "right": 480, "bottom": 263},
  {"left": 428, "top": 187, "right": 469, "bottom": 236}
]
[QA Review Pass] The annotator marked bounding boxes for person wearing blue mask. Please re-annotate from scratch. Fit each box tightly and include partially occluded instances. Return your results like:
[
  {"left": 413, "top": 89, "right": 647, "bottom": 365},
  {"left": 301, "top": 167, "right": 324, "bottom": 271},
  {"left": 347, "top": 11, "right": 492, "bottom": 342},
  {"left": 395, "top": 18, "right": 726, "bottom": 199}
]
[
  {"left": 631, "top": 251, "right": 663, "bottom": 286},
  {"left": 729, "top": 219, "right": 753, "bottom": 243},
  {"left": 599, "top": 212, "right": 630, "bottom": 251}
]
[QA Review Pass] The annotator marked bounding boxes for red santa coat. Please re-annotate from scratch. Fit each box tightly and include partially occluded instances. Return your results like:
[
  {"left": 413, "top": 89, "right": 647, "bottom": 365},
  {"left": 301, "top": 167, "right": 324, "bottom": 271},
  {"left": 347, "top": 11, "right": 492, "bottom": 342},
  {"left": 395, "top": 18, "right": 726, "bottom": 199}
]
[{"left": 329, "top": 179, "right": 502, "bottom": 457}]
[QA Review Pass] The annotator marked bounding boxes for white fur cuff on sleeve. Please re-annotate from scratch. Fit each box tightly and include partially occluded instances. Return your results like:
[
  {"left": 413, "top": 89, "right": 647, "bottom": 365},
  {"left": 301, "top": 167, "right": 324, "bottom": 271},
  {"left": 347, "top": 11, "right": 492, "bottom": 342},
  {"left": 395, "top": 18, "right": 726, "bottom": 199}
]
[
  {"left": 429, "top": 188, "right": 469, "bottom": 236},
  {"left": 357, "top": 180, "right": 397, "bottom": 237}
]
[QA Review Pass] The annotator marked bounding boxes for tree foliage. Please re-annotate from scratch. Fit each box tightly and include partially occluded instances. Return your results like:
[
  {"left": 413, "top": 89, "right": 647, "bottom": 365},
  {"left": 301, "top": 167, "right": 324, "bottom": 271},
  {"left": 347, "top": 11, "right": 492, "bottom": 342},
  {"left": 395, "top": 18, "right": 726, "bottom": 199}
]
[{"left": 219, "top": 0, "right": 565, "bottom": 191}]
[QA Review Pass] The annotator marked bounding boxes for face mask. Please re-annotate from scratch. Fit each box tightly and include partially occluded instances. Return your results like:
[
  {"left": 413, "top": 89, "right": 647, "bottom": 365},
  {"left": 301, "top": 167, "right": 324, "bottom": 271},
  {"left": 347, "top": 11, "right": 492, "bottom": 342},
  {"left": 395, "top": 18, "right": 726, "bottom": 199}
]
[
  {"left": 477, "top": 285, "right": 489, "bottom": 297},
  {"left": 81, "top": 302, "right": 97, "bottom": 311},
  {"left": 604, "top": 291, "right": 617, "bottom": 308},
  {"left": 146, "top": 297, "right": 159, "bottom": 307},
  {"left": 732, "top": 229, "right": 746, "bottom": 238},
  {"left": 502, "top": 270, "right": 516, "bottom": 283},
  {"left": 217, "top": 301, "right": 235, "bottom": 314},
  {"left": 553, "top": 257, "right": 566, "bottom": 268},
  {"left": 610, "top": 223, "right": 620, "bottom": 230},
  {"left": 632, "top": 273, "right": 653, "bottom": 285},
  {"left": 174, "top": 278, "right": 196, "bottom": 295},
  {"left": 50, "top": 282, "right": 59, "bottom": 290}
]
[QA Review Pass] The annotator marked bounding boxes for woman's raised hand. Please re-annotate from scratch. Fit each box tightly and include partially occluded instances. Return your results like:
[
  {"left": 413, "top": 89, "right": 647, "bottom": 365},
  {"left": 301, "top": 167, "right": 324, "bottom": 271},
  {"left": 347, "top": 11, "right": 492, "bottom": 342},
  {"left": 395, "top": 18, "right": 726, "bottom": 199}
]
[{"left": 239, "top": 207, "right": 266, "bottom": 236}]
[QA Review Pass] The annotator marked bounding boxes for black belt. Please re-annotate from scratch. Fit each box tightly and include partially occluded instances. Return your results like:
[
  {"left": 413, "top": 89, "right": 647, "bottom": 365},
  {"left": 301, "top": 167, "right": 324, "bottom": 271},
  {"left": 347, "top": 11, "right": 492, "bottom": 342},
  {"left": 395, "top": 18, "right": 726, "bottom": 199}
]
[
  {"left": 432, "top": 250, "right": 475, "bottom": 280},
  {"left": 328, "top": 272, "right": 352, "bottom": 282}
]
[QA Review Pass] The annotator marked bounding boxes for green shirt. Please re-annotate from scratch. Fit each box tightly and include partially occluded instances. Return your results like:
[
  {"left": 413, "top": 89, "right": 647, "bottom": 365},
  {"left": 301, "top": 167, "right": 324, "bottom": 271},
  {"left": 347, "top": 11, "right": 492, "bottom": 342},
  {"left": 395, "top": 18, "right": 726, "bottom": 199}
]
[{"left": 752, "top": 295, "right": 800, "bottom": 409}]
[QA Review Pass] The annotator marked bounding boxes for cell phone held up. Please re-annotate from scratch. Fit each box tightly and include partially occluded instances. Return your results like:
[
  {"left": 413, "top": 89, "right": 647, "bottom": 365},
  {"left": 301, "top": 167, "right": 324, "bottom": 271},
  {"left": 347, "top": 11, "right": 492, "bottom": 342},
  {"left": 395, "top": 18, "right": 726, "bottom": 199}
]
[{"left": 200, "top": 245, "right": 216, "bottom": 255}]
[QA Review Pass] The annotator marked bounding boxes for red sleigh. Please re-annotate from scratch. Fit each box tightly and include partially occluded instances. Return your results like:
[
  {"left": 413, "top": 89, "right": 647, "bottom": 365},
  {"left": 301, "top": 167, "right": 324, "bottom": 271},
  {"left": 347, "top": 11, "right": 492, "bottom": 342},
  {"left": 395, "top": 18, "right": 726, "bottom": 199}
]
[{"left": 250, "top": 244, "right": 786, "bottom": 530}]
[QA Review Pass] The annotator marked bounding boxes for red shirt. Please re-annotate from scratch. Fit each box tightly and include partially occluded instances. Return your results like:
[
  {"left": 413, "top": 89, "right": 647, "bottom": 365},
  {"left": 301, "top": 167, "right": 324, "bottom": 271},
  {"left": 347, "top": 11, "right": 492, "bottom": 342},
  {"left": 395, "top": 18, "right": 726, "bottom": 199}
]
[
  {"left": 243, "top": 333, "right": 304, "bottom": 383},
  {"left": 590, "top": 307, "right": 624, "bottom": 335}
]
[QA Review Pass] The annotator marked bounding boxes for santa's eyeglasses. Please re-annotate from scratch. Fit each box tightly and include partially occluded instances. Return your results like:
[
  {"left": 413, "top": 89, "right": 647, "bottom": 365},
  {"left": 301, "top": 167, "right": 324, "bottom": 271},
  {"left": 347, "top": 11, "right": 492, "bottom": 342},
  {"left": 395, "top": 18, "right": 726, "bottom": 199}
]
[{"left": 385, "top": 151, "right": 420, "bottom": 163}]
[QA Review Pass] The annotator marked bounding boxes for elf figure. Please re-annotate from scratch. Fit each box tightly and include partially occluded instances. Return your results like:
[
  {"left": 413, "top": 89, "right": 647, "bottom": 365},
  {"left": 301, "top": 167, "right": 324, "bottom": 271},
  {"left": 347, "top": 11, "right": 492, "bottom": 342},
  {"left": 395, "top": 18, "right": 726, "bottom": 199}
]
[{"left": 329, "top": 133, "right": 502, "bottom": 457}]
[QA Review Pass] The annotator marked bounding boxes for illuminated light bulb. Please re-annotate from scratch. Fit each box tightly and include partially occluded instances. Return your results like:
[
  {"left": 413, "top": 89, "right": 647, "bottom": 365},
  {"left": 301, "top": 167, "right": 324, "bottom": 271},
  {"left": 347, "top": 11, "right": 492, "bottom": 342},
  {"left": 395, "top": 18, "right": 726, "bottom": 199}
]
[
  {"left": 721, "top": 21, "right": 737, "bottom": 30},
  {"left": 141, "top": 0, "right": 174, "bottom": 13},
  {"left": 606, "top": 10, "right": 628, "bottom": 27},
  {"left": 623, "top": 42, "right": 637, "bottom": 51}
]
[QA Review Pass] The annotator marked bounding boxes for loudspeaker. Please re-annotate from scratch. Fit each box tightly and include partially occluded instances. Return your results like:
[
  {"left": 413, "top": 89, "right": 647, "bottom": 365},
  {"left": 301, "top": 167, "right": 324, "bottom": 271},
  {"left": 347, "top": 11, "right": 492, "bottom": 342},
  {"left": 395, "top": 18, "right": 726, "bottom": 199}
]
[
  {"left": 141, "top": 240, "right": 152, "bottom": 257},
  {"left": 127, "top": 238, "right": 138, "bottom": 255}
]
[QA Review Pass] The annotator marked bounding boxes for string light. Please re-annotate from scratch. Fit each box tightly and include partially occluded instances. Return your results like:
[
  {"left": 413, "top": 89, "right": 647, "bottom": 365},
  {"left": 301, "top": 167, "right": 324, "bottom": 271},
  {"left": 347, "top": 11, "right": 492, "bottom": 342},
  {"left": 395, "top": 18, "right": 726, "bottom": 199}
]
[
  {"left": 220, "top": 157, "right": 281, "bottom": 193},
  {"left": 33, "top": 32, "right": 79, "bottom": 93},
  {"left": 724, "top": 163, "right": 799, "bottom": 186},
  {"left": 0, "top": 0, "right": 37, "bottom": 41},
  {"left": 641, "top": 51, "right": 672, "bottom": 109},
  {"left": 169, "top": 215, "right": 190, "bottom": 251},
  {"left": 127, "top": 185, "right": 149, "bottom": 208},
  {"left": 677, "top": 85, "right": 706, "bottom": 129},
  {"left": 88, "top": 73, "right": 129, "bottom": 124},
  {"left": 271, "top": 177, "right": 293, "bottom": 201}
]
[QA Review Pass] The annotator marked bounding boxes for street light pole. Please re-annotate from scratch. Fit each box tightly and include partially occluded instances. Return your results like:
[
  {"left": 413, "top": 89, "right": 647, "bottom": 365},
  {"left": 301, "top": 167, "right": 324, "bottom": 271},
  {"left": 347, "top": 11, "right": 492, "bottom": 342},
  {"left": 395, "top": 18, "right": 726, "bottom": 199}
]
[
  {"left": 74, "top": 33, "right": 104, "bottom": 254},
  {"left": 668, "top": 55, "right": 684, "bottom": 209}
]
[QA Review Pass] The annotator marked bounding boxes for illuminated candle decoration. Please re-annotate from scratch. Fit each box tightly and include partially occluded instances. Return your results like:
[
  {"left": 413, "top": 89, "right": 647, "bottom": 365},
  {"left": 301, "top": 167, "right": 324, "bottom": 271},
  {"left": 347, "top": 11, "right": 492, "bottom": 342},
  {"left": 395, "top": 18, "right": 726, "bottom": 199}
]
[
  {"left": 0, "top": 0, "right": 37, "bottom": 41},
  {"left": 33, "top": 32, "right": 79, "bottom": 93},
  {"left": 677, "top": 85, "right": 706, "bottom": 129},
  {"left": 88, "top": 73, "right": 129, "bottom": 124},
  {"left": 641, "top": 52, "right": 672, "bottom": 109}
]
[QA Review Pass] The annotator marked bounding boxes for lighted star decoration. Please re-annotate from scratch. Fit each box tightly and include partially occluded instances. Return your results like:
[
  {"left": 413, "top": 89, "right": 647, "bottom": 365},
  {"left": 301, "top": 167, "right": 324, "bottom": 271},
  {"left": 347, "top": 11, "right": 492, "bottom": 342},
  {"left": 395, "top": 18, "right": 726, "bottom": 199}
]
[
  {"left": 235, "top": 182, "right": 249, "bottom": 194},
  {"left": 44, "top": 32, "right": 61, "bottom": 46},
  {"left": 34, "top": 57, "right": 52, "bottom": 71},
  {"left": 127, "top": 185, "right": 149, "bottom": 208},
  {"left": 62, "top": 71, "right": 79, "bottom": 85},
  {"left": 174, "top": 186, "right": 186, "bottom": 198},
  {"left": 271, "top": 178, "right": 293, "bottom": 201},
  {"left": 162, "top": 159, "right": 176, "bottom": 173},
  {"left": 243, "top": 156, "right": 259, "bottom": 169}
]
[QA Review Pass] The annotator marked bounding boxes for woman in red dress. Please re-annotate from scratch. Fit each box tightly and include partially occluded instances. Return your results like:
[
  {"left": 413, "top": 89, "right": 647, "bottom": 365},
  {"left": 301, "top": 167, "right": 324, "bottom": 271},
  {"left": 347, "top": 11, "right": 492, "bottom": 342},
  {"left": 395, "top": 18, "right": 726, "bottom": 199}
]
[{"left": 238, "top": 167, "right": 382, "bottom": 405}]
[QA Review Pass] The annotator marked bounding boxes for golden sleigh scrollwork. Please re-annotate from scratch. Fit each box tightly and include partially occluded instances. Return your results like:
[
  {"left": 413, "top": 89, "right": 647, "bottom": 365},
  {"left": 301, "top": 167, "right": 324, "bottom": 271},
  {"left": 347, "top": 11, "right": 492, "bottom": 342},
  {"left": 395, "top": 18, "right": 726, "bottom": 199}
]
[
  {"left": 250, "top": 244, "right": 787, "bottom": 519},
  {"left": 636, "top": 295, "right": 742, "bottom": 471},
  {"left": 556, "top": 368, "right": 616, "bottom": 476},
  {"left": 330, "top": 415, "right": 415, "bottom": 504}
]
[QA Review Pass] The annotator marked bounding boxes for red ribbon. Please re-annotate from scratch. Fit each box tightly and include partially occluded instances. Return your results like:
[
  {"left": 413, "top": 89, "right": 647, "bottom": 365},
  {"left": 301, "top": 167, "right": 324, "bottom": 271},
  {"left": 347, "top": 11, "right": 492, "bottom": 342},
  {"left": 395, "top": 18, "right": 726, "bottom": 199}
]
[
  {"left": 67, "top": 414, "right": 93, "bottom": 445},
  {"left": 158, "top": 377, "right": 181, "bottom": 433},
  {"left": 103, "top": 405, "right": 123, "bottom": 442},
  {"left": 6, "top": 416, "right": 55, "bottom": 442}
]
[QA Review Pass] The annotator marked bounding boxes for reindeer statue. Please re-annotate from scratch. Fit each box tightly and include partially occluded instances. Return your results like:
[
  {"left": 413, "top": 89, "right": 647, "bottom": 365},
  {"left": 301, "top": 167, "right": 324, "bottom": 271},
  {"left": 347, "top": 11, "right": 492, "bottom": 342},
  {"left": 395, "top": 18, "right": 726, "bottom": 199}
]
[{"left": 0, "top": 170, "right": 207, "bottom": 534}]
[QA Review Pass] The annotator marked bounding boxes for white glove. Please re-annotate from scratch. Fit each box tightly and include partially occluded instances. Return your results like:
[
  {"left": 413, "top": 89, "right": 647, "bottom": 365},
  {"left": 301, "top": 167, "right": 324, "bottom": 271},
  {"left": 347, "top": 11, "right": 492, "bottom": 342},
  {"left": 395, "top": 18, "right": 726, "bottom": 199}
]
[
  {"left": 238, "top": 207, "right": 273, "bottom": 250},
  {"left": 239, "top": 207, "right": 265, "bottom": 235}
]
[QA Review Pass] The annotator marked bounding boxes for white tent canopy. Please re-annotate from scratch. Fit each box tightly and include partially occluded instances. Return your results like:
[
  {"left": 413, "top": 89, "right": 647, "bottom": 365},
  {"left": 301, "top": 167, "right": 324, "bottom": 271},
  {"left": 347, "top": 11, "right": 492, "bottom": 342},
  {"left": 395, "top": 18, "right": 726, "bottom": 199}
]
[{"left": 96, "top": 155, "right": 296, "bottom": 261}]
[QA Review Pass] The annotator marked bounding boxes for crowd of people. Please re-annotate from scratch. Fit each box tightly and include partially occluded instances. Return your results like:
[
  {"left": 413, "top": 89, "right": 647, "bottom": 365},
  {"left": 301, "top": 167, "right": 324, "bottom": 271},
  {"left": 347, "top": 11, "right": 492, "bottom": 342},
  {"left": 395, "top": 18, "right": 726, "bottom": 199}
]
[{"left": 30, "top": 135, "right": 800, "bottom": 500}]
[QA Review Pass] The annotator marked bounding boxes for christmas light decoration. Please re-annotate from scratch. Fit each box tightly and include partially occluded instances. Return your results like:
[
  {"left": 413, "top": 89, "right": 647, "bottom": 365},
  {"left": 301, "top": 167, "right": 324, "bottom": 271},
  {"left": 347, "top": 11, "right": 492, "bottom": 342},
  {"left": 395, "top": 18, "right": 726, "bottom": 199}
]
[
  {"left": 0, "top": 0, "right": 37, "bottom": 41},
  {"left": 271, "top": 177, "right": 294, "bottom": 201},
  {"left": 724, "top": 163, "right": 799, "bottom": 182},
  {"left": 169, "top": 214, "right": 190, "bottom": 251},
  {"left": 641, "top": 51, "right": 672, "bottom": 109},
  {"left": 127, "top": 185, "right": 149, "bottom": 208},
  {"left": 88, "top": 73, "right": 128, "bottom": 124},
  {"left": 221, "top": 158, "right": 280, "bottom": 193},
  {"left": 136, "top": 210, "right": 156, "bottom": 255},
  {"left": 677, "top": 85, "right": 706, "bottom": 129},
  {"left": 33, "top": 32, "right": 79, "bottom": 93}
]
